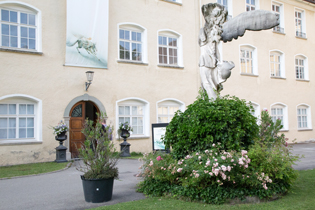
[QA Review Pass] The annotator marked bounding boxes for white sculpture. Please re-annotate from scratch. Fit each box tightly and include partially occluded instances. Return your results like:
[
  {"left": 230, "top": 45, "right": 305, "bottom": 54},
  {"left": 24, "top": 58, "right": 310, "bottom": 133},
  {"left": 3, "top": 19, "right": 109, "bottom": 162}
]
[{"left": 199, "top": 3, "right": 279, "bottom": 99}]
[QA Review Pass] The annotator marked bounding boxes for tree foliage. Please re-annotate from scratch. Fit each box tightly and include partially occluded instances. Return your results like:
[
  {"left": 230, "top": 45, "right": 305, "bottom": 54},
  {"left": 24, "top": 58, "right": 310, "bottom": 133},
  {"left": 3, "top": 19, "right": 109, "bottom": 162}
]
[{"left": 163, "top": 89, "right": 259, "bottom": 159}]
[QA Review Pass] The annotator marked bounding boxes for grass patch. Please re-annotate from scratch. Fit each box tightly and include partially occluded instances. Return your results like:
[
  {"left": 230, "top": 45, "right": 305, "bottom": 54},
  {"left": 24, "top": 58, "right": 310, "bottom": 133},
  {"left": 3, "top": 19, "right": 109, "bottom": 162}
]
[
  {"left": 0, "top": 161, "right": 69, "bottom": 179},
  {"left": 93, "top": 169, "right": 315, "bottom": 210}
]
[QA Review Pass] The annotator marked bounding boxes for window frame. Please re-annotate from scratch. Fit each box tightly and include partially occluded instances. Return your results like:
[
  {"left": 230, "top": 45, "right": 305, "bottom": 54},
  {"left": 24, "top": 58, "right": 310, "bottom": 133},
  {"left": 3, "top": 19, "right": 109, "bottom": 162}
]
[
  {"left": 247, "top": 101, "right": 260, "bottom": 119},
  {"left": 0, "top": 2, "right": 42, "bottom": 52},
  {"left": 272, "top": 1, "right": 284, "bottom": 33},
  {"left": 269, "top": 50, "right": 285, "bottom": 78},
  {"left": 245, "top": 0, "right": 259, "bottom": 11},
  {"left": 217, "top": 0, "right": 233, "bottom": 19},
  {"left": 270, "top": 103, "right": 288, "bottom": 131},
  {"left": 156, "top": 99, "right": 185, "bottom": 123},
  {"left": 295, "top": 54, "right": 308, "bottom": 81},
  {"left": 294, "top": 8, "right": 306, "bottom": 38},
  {"left": 157, "top": 29, "right": 183, "bottom": 68},
  {"left": 116, "top": 98, "right": 150, "bottom": 138},
  {"left": 239, "top": 44, "right": 258, "bottom": 76},
  {"left": 296, "top": 104, "right": 312, "bottom": 130},
  {"left": 117, "top": 23, "right": 147, "bottom": 64},
  {"left": 0, "top": 94, "right": 42, "bottom": 145}
]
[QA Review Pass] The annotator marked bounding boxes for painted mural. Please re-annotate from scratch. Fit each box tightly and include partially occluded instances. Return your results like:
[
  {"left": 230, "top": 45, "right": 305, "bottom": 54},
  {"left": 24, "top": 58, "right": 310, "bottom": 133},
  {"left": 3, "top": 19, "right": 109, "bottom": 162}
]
[{"left": 65, "top": 0, "right": 108, "bottom": 68}]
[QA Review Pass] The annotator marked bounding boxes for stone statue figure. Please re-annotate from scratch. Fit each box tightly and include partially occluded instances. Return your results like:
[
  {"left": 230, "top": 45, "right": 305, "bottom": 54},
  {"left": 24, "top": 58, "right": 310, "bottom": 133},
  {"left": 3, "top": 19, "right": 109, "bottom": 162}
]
[{"left": 199, "top": 3, "right": 280, "bottom": 99}]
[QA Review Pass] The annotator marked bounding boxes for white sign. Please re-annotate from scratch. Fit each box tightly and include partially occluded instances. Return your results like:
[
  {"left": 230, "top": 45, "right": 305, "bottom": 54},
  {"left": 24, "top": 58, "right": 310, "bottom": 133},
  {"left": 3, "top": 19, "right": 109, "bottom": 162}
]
[{"left": 153, "top": 127, "right": 166, "bottom": 150}]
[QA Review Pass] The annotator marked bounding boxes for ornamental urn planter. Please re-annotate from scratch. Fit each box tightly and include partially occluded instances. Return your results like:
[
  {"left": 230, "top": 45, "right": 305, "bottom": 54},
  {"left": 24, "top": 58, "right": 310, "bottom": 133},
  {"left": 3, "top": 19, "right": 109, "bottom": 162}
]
[
  {"left": 81, "top": 175, "right": 114, "bottom": 203},
  {"left": 55, "top": 131, "right": 67, "bottom": 163},
  {"left": 120, "top": 129, "right": 131, "bottom": 157}
]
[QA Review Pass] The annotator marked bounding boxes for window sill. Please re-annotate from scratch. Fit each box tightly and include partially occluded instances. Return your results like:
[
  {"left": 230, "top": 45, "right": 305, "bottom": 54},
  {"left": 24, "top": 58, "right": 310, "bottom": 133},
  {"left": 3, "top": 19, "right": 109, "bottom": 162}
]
[
  {"left": 117, "top": 60, "right": 148, "bottom": 66},
  {"left": 116, "top": 136, "right": 150, "bottom": 140},
  {"left": 280, "top": 129, "right": 289, "bottom": 132},
  {"left": 295, "top": 36, "right": 307, "bottom": 40},
  {"left": 0, "top": 140, "right": 43, "bottom": 146},
  {"left": 270, "top": 76, "right": 286, "bottom": 80},
  {"left": 296, "top": 79, "right": 309, "bottom": 82},
  {"left": 158, "top": 64, "right": 184, "bottom": 69},
  {"left": 298, "top": 128, "right": 313, "bottom": 131},
  {"left": 0, "top": 47, "right": 43, "bottom": 55},
  {"left": 240, "top": 73, "right": 258, "bottom": 77},
  {"left": 160, "top": 0, "right": 182, "bottom": 6},
  {"left": 272, "top": 31, "right": 285, "bottom": 35}
]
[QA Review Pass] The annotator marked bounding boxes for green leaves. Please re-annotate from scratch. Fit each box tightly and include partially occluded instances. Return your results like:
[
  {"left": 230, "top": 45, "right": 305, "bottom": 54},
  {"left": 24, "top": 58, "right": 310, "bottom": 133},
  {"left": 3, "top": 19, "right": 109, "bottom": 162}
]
[
  {"left": 77, "top": 112, "right": 119, "bottom": 180},
  {"left": 163, "top": 89, "right": 259, "bottom": 159}
]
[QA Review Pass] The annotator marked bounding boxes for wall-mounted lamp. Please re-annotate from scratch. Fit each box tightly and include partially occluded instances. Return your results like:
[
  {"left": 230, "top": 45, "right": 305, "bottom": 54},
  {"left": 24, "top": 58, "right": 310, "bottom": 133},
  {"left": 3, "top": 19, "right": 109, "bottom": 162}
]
[{"left": 85, "top": 71, "right": 94, "bottom": 91}]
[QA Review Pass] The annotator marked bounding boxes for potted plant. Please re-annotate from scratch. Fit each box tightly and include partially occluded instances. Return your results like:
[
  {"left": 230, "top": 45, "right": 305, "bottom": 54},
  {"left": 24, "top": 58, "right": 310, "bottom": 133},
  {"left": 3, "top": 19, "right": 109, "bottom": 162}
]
[
  {"left": 77, "top": 114, "right": 119, "bottom": 203},
  {"left": 52, "top": 120, "right": 68, "bottom": 138},
  {"left": 118, "top": 122, "right": 133, "bottom": 138}
]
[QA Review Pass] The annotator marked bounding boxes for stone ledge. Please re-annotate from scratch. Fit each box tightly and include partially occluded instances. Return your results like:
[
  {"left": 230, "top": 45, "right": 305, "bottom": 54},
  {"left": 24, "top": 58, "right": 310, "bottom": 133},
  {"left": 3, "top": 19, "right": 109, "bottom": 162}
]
[
  {"left": 270, "top": 76, "right": 286, "bottom": 80},
  {"left": 117, "top": 60, "right": 148, "bottom": 65},
  {"left": 160, "top": 0, "right": 182, "bottom": 6},
  {"left": 296, "top": 79, "right": 310, "bottom": 82},
  {"left": 0, "top": 47, "right": 43, "bottom": 55},
  {"left": 240, "top": 73, "right": 258, "bottom": 77},
  {"left": 0, "top": 141, "right": 43, "bottom": 146},
  {"left": 158, "top": 64, "right": 184, "bottom": 69}
]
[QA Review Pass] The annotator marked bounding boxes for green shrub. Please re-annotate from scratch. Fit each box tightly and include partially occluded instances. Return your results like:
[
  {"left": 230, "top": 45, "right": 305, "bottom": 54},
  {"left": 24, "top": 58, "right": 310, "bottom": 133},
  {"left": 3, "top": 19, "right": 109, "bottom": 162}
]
[
  {"left": 248, "top": 110, "right": 299, "bottom": 192},
  {"left": 77, "top": 113, "right": 119, "bottom": 180},
  {"left": 163, "top": 90, "right": 259, "bottom": 159}
]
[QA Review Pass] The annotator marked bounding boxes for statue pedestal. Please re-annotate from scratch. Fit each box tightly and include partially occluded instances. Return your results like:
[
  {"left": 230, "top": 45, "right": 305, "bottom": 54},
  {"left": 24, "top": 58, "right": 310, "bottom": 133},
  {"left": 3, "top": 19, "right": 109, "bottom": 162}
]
[
  {"left": 55, "top": 134, "right": 68, "bottom": 163},
  {"left": 120, "top": 138, "right": 131, "bottom": 157}
]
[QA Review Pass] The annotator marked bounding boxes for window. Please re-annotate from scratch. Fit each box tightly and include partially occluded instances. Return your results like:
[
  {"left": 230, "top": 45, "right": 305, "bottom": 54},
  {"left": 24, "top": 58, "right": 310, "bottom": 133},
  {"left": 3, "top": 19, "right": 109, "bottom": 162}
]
[
  {"left": 246, "top": 0, "right": 258, "bottom": 11},
  {"left": 158, "top": 30, "right": 183, "bottom": 67},
  {"left": 272, "top": 2, "right": 284, "bottom": 33},
  {"left": 0, "top": 94, "right": 42, "bottom": 144},
  {"left": 217, "top": 0, "right": 232, "bottom": 19},
  {"left": 0, "top": 3, "right": 40, "bottom": 51},
  {"left": 116, "top": 98, "right": 149, "bottom": 137},
  {"left": 118, "top": 23, "right": 147, "bottom": 63},
  {"left": 297, "top": 104, "right": 312, "bottom": 129},
  {"left": 158, "top": 36, "right": 178, "bottom": 65},
  {"left": 295, "top": 9, "right": 306, "bottom": 38},
  {"left": 271, "top": 108, "right": 283, "bottom": 126},
  {"left": 157, "top": 99, "right": 185, "bottom": 123},
  {"left": 240, "top": 45, "right": 257, "bottom": 75},
  {"left": 248, "top": 101, "right": 260, "bottom": 119},
  {"left": 270, "top": 103, "right": 288, "bottom": 130},
  {"left": 119, "top": 105, "right": 143, "bottom": 135},
  {"left": 119, "top": 29, "right": 142, "bottom": 61},
  {"left": 295, "top": 55, "right": 308, "bottom": 80},
  {"left": 270, "top": 50, "right": 285, "bottom": 78}
]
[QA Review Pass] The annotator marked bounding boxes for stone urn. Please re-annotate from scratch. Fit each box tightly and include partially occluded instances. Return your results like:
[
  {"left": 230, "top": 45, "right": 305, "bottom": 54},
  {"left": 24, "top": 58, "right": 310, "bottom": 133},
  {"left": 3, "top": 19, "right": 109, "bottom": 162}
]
[
  {"left": 55, "top": 131, "right": 68, "bottom": 163},
  {"left": 119, "top": 129, "right": 131, "bottom": 157}
]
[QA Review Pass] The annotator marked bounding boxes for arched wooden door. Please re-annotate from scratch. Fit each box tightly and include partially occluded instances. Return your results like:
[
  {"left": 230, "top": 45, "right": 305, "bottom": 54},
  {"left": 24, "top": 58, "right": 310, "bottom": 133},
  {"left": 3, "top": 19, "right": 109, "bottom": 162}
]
[{"left": 69, "top": 101, "right": 99, "bottom": 158}]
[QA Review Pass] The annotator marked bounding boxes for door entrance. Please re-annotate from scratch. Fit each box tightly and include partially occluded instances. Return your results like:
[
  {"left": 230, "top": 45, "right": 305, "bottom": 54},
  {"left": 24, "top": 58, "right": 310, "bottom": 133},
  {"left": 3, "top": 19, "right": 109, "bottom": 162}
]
[{"left": 69, "top": 101, "right": 99, "bottom": 158}]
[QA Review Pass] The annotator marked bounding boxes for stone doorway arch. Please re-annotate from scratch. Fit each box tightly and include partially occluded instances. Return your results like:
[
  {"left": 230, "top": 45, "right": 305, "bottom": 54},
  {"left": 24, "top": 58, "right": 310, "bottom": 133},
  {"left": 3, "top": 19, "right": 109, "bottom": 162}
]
[{"left": 63, "top": 94, "right": 106, "bottom": 160}]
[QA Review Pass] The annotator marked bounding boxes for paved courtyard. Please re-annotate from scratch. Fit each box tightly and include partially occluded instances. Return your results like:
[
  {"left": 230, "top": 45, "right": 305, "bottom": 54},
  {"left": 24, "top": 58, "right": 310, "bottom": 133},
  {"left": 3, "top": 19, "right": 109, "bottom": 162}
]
[{"left": 0, "top": 143, "right": 314, "bottom": 210}]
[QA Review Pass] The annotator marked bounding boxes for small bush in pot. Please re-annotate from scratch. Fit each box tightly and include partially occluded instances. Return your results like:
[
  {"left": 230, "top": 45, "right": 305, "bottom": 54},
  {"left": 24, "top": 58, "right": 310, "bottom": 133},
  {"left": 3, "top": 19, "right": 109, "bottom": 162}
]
[{"left": 77, "top": 113, "right": 119, "bottom": 202}]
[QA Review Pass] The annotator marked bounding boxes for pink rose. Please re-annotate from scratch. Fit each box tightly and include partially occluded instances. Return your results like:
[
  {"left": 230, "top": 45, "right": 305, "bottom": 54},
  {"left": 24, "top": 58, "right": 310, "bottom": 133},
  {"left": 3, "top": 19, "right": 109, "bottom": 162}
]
[{"left": 156, "top": 156, "right": 163, "bottom": 161}]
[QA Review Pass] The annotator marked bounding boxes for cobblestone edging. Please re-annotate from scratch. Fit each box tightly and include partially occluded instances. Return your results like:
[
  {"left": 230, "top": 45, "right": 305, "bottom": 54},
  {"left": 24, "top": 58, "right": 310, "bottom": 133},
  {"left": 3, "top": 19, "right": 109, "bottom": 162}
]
[{"left": 0, "top": 161, "right": 73, "bottom": 180}]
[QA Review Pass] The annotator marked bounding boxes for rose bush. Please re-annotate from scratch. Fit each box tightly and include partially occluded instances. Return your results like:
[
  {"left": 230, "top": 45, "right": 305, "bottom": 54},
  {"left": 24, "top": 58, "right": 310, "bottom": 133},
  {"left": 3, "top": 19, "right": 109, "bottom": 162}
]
[{"left": 137, "top": 93, "right": 300, "bottom": 204}]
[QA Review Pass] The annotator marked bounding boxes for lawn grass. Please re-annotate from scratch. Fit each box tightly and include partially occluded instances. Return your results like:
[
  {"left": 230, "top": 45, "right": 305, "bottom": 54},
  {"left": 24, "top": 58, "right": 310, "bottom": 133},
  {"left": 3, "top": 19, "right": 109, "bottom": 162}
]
[
  {"left": 0, "top": 161, "right": 69, "bottom": 179},
  {"left": 94, "top": 169, "right": 315, "bottom": 210}
]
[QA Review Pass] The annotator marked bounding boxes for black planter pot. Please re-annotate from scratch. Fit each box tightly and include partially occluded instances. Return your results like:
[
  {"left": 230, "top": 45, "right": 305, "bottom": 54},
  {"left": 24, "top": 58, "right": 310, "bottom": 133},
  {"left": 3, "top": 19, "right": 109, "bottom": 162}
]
[
  {"left": 120, "top": 129, "right": 130, "bottom": 138},
  {"left": 81, "top": 175, "right": 114, "bottom": 203},
  {"left": 56, "top": 131, "right": 67, "bottom": 140}
]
